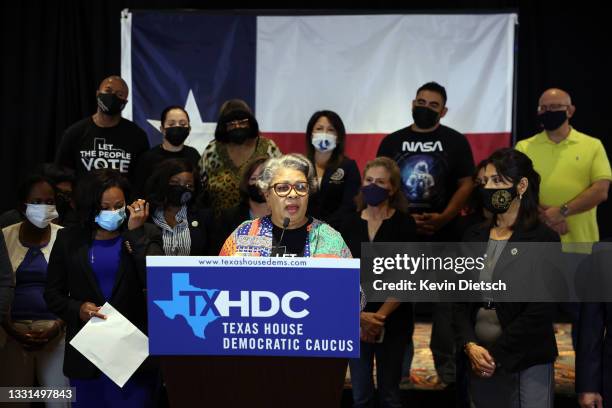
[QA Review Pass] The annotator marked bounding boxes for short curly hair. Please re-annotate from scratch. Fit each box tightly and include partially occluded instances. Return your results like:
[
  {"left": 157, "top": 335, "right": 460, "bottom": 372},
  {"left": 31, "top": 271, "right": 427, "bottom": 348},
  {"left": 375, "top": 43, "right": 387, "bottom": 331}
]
[{"left": 256, "top": 154, "right": 317, "bottom": 194}]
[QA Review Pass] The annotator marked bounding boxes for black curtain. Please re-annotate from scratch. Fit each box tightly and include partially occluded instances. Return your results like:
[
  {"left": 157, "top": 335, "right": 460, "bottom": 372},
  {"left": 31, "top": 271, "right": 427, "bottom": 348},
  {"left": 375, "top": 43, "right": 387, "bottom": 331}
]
[{"left": 3, "top": 1, "right": 612, "bottom": 236}]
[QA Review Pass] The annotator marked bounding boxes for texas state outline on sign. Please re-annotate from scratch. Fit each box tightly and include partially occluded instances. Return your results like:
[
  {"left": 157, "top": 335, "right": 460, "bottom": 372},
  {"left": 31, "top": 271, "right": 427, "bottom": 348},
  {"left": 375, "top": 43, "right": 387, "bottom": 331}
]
[{"left": 154, "top": 273, "right": 219, "bottom": 339}]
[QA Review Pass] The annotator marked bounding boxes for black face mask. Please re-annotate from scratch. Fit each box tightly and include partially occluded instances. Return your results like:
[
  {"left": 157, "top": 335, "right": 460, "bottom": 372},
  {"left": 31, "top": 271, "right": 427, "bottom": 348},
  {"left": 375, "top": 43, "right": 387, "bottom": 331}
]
[
  {"left": 479, "top": 186, "right": 518, "bottom": 214},
  {"left": 97, "top": 93, "right": 126, "bottom": 116},
  {"left": 247, "top": 184, "right": 266, "bottom": 203},
  {"left": 166, "top": 185, "right": 193, "bottom": 207},
  {"left": 227, "top": 128, "right": 253, "bottom": 145},
  {"left": 165, "top": 126, "right": 190, "bottom": 146},
  {"left": 539, "top": 110, "right": 567, "bottom": 131},
  {"left": 412, "top": 106, "right": 440, "bottom": 129}
]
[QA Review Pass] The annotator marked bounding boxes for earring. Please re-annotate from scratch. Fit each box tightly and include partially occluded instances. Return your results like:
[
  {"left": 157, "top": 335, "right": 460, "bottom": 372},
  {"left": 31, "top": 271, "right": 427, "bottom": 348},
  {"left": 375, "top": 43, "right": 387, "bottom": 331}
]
[{"left": 519, "top": 193, "right": 523, "bottom": 200}]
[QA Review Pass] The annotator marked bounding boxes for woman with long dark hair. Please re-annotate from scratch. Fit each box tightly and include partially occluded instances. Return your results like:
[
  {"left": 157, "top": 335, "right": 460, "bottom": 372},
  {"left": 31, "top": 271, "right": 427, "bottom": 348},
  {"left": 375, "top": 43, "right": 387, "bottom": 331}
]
[
  {"left": 305, "top": 110, "right": 360, "bottom": 228},
  {"left": 454, "top": 148, "right": 559, "bottom": 408}
]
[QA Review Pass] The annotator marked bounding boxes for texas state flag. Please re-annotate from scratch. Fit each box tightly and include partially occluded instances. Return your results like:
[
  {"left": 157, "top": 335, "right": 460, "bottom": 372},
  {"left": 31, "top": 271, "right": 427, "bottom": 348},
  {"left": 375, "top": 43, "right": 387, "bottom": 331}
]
[{"left": 121, "top": 11, "right": 517, "bottom": 170}]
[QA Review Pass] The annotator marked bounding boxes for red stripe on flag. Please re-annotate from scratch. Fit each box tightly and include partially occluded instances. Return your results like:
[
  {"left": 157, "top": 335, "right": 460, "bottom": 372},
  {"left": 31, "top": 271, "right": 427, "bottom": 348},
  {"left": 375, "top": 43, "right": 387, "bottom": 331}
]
[
  {"left": 262, "top": 132, "right": 511, "bottom": 173},
  {"left": 465, "top": 133, "right": 512, "bottom": 166}
]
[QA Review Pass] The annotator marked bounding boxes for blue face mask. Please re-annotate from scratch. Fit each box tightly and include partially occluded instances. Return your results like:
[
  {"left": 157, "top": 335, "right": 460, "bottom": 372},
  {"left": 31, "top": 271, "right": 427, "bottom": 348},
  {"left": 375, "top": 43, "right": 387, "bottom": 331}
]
[
  {"left": 95, "top": 207, "right": 126, "bottom": 231},
  {"left": 361, "top": 183, "right": 390, "bottom": 206}
]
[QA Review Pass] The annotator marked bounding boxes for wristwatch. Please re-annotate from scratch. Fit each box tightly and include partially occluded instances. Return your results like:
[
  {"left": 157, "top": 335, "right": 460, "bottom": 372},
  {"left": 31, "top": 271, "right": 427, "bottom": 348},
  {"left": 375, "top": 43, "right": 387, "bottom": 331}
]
[{"left": 560, "top": 203, "right": 570, "bottom": 218}]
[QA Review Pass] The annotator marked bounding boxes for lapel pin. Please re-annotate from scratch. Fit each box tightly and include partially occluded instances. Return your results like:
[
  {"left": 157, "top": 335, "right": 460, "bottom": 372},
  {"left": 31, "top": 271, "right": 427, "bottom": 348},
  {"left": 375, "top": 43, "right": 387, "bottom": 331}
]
[
  {"left": 191, "top": 220, "right": 199, "bottom": 227},
  {"left": 511, "top": 248, "right": 518, "bottom": 256}
]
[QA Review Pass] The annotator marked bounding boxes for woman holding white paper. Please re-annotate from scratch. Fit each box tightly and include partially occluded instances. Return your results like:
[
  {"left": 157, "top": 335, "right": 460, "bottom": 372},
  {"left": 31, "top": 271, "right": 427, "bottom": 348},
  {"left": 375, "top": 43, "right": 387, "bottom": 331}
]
[{"left": 44, "top": 169, "right": 163, "bottom": 408}]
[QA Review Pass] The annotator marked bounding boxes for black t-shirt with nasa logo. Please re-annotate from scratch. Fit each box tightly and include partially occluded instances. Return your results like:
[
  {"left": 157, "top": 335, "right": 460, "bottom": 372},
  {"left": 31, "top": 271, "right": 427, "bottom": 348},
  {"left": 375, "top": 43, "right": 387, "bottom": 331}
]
[
  {"left": 377, "top": 124, "right": 474, "bottom": 214},
  {"left": 307, "top": 156, "right": 361, "bottom": 229},
  {"left": 55, "top": 117, "right": 150, "bottom": 182}
]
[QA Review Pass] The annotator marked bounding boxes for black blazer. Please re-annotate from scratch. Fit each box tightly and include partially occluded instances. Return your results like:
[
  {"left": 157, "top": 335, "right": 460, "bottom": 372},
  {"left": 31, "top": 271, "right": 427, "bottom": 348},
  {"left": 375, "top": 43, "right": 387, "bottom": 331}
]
[
  {"left": 576, "top": 302, "right": 612, "bottom": 402},
  {"left": 44, "top": 224, "right": 163, "bottom": 379},
  {"left": 308, "top": 157, "right": 361, "bottom": 229},
  {"left": 453, "top": 221, "right": 560, "bottom": 373},
  {"left": 186, "top": 208, "right": 215, "bottom": 255}
]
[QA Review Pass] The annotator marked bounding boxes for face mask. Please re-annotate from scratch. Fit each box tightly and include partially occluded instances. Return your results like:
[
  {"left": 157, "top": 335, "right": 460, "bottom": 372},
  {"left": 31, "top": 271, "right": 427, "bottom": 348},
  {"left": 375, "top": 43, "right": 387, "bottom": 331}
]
[
  {"left": 227, "top": 128, "right": 253, "bottom": 145},
  {"left": 412, "top": 106, "right": 440, "bottom": 129},
  {"left": 25, "top": 204, "right": 58, "bottom": 228},
  {"left": 311, "top": 132, "right": 337, "bottom": 152},
  {"left": 247, "top": 184, "right": 266, "bottom": 203},
  {"left": 165, "top": 126, "right": 190, "bottom": 146},
  {"left": 361, "top": 183, "right": 390, "bottom": 207},
  {"left": 480, "top": 186, "right": 518, "bottom": 214},
  {"left": 97, "top": 93, "right": 126, "bottom": 116},
  {"left": 166, "top": 185, "right": 193, "bottom": 207},
  {"left": 539, "top": 110, "right": 567, "bottom": 131},
  {"left": 95, "top": 207, "right": 126, "bottom": 231}
]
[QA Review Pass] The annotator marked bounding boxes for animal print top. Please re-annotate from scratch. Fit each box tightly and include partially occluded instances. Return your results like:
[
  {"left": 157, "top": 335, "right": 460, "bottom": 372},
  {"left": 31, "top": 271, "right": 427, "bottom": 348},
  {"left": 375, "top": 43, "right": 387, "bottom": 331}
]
[{"left": 199, "top": 137, "right": 281, "bottom": 214}]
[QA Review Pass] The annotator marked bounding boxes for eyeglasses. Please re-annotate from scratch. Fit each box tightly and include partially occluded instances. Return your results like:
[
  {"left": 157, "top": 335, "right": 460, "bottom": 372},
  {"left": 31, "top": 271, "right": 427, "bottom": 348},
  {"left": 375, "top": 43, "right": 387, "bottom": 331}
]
[
  {"left": 226, "top": 118, "right": 250, "bottom": 132},
  {"left": 272, "top": 182, "right": 309, "bottom": 197},
  {"left": 537, "top": 104, "right": 570, "bottom": 113}
]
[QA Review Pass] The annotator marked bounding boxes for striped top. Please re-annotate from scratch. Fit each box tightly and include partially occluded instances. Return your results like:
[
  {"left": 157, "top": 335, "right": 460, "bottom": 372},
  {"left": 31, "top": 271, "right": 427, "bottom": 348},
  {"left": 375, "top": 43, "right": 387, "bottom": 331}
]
[{"left": 152, "top": 206, "right": 191, "bottom": 256}]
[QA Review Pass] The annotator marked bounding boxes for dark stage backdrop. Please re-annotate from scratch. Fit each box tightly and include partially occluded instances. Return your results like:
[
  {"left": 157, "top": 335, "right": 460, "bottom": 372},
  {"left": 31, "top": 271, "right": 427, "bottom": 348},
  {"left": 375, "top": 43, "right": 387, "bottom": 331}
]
[{"left": 2, "top": 1, "right": 612, "bottom": 237}]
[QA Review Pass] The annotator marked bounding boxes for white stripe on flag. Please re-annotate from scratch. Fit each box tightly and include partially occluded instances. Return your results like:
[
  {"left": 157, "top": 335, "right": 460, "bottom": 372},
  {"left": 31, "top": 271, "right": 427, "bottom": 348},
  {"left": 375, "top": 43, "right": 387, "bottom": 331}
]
[{"left": 256, "top": 14, "right": 516, "bottom": 135}]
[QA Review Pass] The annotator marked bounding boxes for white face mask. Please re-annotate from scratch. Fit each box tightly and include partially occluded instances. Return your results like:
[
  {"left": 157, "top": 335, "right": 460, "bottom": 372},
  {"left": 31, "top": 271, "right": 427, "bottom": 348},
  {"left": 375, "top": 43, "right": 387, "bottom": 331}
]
[
  {"left": 311, "top": 132, "right": 337, "bottom": 152},
  {"left": 25, "top": 204, "right": 58, "bottom": 228}
]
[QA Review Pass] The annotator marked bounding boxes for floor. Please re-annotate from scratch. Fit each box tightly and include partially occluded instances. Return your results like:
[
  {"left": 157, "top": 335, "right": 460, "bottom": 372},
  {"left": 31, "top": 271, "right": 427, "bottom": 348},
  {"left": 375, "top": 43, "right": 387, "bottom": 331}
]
[{"left": 344, "top": 323, "right": 575, "bottom": 395}]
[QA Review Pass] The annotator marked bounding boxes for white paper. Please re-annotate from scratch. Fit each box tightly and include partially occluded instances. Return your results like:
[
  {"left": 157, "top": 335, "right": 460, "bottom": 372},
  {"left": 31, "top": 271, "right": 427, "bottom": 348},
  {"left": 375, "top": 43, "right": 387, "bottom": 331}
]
[{"left": 70, "top": 302, "right": 149, "bottom": 388}]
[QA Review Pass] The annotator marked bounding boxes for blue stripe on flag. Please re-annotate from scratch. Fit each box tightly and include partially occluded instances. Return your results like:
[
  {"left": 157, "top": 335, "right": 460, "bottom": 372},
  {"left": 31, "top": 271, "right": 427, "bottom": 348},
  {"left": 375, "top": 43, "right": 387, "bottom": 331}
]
[{"left": 131, "top": 12, "right": 256, "bottom": 146}]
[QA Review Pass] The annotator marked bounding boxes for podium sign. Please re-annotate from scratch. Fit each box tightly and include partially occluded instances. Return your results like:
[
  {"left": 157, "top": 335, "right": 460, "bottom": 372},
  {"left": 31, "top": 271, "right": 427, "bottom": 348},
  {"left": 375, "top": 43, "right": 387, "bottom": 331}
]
[{"left": 147, "top": 256, "right": 360, "bottom": 358}]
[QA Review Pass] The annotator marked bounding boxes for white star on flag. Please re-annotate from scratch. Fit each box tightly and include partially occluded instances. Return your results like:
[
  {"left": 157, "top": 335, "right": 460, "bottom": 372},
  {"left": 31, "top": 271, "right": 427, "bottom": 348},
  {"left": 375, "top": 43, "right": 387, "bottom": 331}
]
[{"left": 147, "top": 89, "right": 217, "bottom": 155}]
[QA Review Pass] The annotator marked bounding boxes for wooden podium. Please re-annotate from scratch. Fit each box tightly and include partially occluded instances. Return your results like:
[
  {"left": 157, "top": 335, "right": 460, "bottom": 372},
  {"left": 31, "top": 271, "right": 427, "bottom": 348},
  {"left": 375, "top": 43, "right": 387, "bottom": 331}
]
[{"left": 161, "top": 355, "right": 347, "bottom": 407}]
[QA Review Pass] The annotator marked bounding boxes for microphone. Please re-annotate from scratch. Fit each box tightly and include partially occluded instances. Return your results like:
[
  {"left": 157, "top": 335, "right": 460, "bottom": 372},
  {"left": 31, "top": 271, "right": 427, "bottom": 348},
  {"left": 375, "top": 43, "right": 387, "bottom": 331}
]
[
  {"left": 278, "top": 217, "right": 290, "bottom": 246},
  {"left": 271, "top": 217, "right": 291, "bottom": 257}
]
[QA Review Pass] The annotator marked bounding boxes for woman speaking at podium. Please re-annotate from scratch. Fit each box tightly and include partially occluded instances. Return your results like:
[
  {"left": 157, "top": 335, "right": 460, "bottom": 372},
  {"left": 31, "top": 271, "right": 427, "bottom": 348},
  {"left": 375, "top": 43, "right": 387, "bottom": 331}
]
[
  {"left": 219, "top": 153, "right": 351, "bottom": 258},
  {"left": 161, "top": 154, "right": 360, "bottom": 408},
  {"left": 215, "top": 154, "right": 351, "bottom": 407}
]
